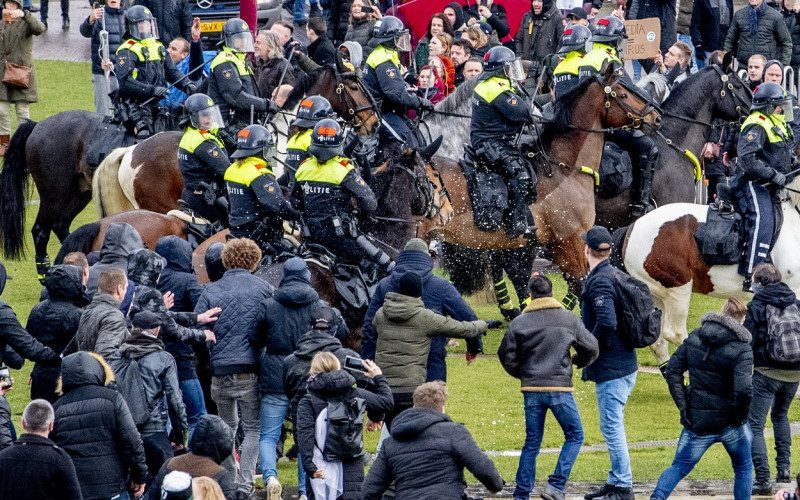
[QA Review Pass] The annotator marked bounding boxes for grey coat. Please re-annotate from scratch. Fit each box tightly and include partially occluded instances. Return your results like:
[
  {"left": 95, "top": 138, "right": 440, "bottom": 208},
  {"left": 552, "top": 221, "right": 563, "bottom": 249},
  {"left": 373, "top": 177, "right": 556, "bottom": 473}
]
[
  {"left": 0, "top": 11, "right": 45, "bottom": 102},
  {"left": 70, "top": 293, "right": 130, "bottom": 360},
  {"left": 724, "top": 4, "right": 793, "bottom": 65}
]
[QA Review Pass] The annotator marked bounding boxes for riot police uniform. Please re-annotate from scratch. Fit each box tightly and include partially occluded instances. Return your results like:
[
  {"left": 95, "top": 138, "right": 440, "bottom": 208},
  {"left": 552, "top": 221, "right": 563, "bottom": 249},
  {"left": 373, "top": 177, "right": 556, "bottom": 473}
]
[
  {"left": 579, "top": 16, "right": 658, "bottom": 217},
  {"left": 178, "top": 93, "right": 230, "bottom": 225},
  {"left": 363, "top": 16, "right": 434, "bottom": 152},
  {"left": 553, "top": 25, "right": 591, "bottom": 99},
  {"left": 115, "top": 5, "right": 194, "bottom": 139},
  {"left": 292, "top": 119, "right": 393, "bottom": 273},
  {"left": 470, "top": 46, "right": 536, "bottom": 239},
  {"left": 283, "top": 96, "right": 336, "bottom": 190},
  {"left": 207, "top": 18, "right": 278, "bottom": 147},
  {"left": 735, "top": 82, "right": 795, "bottom": 290},
  {"left": 225, "top": 125, "right": 299, "bottom": 253}
]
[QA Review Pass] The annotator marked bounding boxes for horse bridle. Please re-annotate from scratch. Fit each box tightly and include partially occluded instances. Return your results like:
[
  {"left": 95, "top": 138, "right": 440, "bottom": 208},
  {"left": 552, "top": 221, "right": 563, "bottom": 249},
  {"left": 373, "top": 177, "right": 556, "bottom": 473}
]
[
  {"left": 334, "top": 71, "right": 380, "bottom": 130},
  {"left": 597, "top": 72, "right": 659, "bottom": 132}
]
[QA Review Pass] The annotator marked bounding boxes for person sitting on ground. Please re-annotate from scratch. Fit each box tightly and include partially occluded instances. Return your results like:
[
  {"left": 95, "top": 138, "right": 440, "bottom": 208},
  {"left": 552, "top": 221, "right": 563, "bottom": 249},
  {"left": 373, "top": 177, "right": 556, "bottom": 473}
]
[{"left": 362, "top": 381, "right": 505, "bottom": 499}]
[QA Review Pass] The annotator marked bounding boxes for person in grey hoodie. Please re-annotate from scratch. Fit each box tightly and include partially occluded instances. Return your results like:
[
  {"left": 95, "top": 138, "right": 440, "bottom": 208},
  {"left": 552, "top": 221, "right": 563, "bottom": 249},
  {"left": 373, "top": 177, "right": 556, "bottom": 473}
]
[{"left": 85, "top": 222, "right": 143, "bottom": 298}]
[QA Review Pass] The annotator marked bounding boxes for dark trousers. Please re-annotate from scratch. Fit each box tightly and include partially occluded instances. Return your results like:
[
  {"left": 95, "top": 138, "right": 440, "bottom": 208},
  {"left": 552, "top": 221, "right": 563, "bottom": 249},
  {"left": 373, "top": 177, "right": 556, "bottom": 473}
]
[
  {"left": 384, "top": 391, "right": 414, "bottom": 431},
  {"left": 380, "top": 112, "right": 417, "bottom": 149},
  {"left": 181, "top": 189, "right": 221, "bottom": 224},
  {"left": 41, "top": 0, "right": 69, "bottom": 23},
  {"left": 706, "top": 174, "right": 726, "bottom": 203},
  {"left": 141, "top": 432, "right": 174, "bottom": 486},
  {"left": 308, "top": 222, "right": 368, "bottom": 266},
  {"left": 736, "top": 180, "right": 776, "bottom": 276},
  {"left": 748, "top": 371, "right": 799, "bottom": 483}
]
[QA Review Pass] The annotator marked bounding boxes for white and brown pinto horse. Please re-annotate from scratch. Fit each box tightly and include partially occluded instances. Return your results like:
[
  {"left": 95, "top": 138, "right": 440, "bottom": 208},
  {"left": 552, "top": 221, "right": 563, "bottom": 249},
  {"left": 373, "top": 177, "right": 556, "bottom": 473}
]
[{"left": 620, "top": 179, "right": 800, "bottom": 363}]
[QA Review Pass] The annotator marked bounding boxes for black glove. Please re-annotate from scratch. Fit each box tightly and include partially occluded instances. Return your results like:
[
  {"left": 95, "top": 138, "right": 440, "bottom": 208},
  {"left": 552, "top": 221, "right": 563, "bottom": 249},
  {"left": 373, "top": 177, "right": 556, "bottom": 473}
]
[
  {"left": 695, "top": 47, "right": 706, "bottom": 61},
  {"left": 404, "top": 71, "right": 417, "bottom": 85},
  {"left": 184, "top": 82, "right": 198, "bottom": 95},
  {"left": 153, "top": 86, "right": 169, "bottom": 97},
  {"left": 772, "top": 171, "right": 788, "bottom": 187},
  {"left": 266, "top": 99, "right": 280, "bottom": 115},
  {"left": 486, "top": 320, "right": 503, "bottom": 329},
  {"left": 419, "top": 98, "right": 435, "bottom": 112},
  {"left": 284, "top": 204, "right": 302, "bottom": 221}
]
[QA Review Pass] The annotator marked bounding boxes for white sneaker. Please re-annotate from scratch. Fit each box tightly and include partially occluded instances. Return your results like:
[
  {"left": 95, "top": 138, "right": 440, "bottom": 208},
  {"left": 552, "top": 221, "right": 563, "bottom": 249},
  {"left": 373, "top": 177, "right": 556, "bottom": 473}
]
[
  {"left": 266, "top": 476, "right": 282, "bottom": 500},
  {"left": 299, "top": 496, "right": 308, "bottom": 500}
]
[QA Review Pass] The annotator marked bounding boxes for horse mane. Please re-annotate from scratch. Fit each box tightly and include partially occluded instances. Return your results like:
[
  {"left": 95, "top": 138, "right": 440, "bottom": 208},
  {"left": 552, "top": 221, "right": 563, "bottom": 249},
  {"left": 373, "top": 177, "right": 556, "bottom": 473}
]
[
  {"left": 660, "top": 65, "right": 717, "bottom": 110},
  {"left": 637, "top": 72, "right": 669, "bottom": 104},
  {"left": 540, "top": 76, "right": 597, "bottom": 143},
  {"left": 429, "top": 77, "right": 479, "bottom": 121}
]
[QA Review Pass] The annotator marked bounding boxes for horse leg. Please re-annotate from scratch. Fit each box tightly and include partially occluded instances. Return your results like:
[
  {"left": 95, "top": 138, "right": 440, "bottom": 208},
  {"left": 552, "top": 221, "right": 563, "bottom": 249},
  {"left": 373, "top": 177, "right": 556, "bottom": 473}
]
[
  {"left": 649, "top": 283, "right": 692, "bottom": 365},
  {"left": 549, "top": 234, "right": 588, "bottom": 310},
  {"left": 496, "top": 246, "right": 535, "bottom": 317},
  {"left": 31, "top": 216, "right": 53, "bottom": 281}
]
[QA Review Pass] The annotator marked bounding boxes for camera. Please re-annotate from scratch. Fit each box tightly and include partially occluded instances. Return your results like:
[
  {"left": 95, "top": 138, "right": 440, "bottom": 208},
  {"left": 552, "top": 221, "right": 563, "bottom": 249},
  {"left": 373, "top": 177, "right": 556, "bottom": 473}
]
[
  {"left": 0, "top": 366, "right": 12, "bottom": 390},
  {"left": 344, "top": 356, "right": 366, "bottom": 372}
]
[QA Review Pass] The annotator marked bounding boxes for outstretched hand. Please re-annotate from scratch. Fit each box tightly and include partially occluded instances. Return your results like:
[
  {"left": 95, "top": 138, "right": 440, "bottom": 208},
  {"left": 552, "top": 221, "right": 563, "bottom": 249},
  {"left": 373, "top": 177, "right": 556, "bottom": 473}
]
[{"left": 191, "top": 17, "right": 201, "bottom": 42}]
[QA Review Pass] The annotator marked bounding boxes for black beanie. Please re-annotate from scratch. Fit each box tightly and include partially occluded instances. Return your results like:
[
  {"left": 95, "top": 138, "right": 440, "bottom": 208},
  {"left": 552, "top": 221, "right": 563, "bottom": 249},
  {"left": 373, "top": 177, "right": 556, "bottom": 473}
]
[{"left": 398, "top": 272, "right": 423, "bottom": 298}]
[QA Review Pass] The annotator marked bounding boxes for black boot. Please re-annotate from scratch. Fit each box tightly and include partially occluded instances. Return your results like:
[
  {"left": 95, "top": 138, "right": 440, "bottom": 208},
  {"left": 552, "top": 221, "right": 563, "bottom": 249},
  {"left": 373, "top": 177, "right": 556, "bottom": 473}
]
[
  {"left": 630, "top": 155, "right": 656, "bottom": 217},
  {"left": 776, "top": 469, "right": 791, "bottom": 483},
  {"left": 742, "top": 274, "right": 753, "bottom": 293},
  {"left": 505, "top": 182, "right": 535, "bottom": 239},
  {"left": 584, "top": 484, "right": 615, "bottom": 500}
]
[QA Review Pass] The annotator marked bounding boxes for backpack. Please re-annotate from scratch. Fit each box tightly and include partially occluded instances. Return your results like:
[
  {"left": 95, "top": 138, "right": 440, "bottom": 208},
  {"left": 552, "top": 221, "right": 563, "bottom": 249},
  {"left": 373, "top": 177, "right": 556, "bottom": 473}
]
[
  {"left": 765, "top": 303, "right": 800, "bottom": 363},
  {"left": 321, "top": 396, "right": 366, "bottom": 462},
  {"left": 110, "top": 357, "right": 153, "bottom": 427},
  {"left": 612, "top": 268, "right": 662, "bottom": 348}
]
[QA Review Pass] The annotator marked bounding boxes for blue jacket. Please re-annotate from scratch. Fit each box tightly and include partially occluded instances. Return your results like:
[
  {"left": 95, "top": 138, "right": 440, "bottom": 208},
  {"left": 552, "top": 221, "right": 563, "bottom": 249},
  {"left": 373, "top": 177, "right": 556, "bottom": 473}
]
[
  {"left": 361, "top": 250, "right": 482, "bottom": 382},
  {"left": 79, "top": 4, "right": 126, "bottom": 75},
  {"left": 195, "top": 269, "right": 274, "bottom": 376},
  {"left": 580, "top": 260, "right": 637, "bottom": 383},
  {"left": 161, "top": 45, "right": 215, "bottom": 109},
  {"left": 250, "top": 274, "right": 347, "bottom": 395},
  {"left": 155, "top": 236, "right": 204, "bottom": 312}
]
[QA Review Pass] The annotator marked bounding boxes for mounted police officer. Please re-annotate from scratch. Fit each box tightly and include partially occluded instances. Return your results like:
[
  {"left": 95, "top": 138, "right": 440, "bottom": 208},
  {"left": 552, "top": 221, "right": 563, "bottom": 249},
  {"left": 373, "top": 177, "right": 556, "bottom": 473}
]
[
  {"left": 553, "top": 24, "right": 591, "bottom": 99},
  {"left": 225, "top": 124, "right": 300, "bottom": 255},
  {"left": 470, "top": 46, "right": 536, "bottom": 239},
  {"left": 292, "top": 119, "right": 394, "bottom": 275},
  {"left": 207, "top": 18, "right": 279, "bottom": 148},
  {"left": 283, "top": 96, "right": 336, "bottom": 189},
  {"left": 364, "top": 16, "right": 434, "bottom": 154},
  {"left": 178, "top": 93, "right": 230, "bottom": 226},
  {"left": 580, "top": 16, "right": 658, "bottom": 217},
  {"left": 735, "top": 82, "right": 795, "bottom": 291},
  {"left": 115, "top": 5, "right": 196, "bottom": 139}
]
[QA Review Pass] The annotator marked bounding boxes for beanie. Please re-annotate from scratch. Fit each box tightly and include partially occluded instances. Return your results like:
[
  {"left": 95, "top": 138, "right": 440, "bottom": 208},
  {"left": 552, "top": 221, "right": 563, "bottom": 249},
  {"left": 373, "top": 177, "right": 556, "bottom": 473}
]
[
  {"left": 131, "top": 310, "right": 161, "bottom": 330},
  {"left": 398, "top": 272, "right": 423, "bottom": 298},
  {"left": 311, "top": 304, "right": 337, "bottom": 330},
  {"left": 283, "top": 257, "right": 311, "bottom": 282},
  {"left": 403, "top": 238, "right": 429, "bottom": 254}
]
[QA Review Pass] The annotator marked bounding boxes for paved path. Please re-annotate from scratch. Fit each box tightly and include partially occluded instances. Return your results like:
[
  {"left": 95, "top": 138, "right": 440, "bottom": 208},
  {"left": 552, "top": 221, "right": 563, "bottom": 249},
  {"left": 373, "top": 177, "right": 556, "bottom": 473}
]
[{"left": 32, "top": 0, "right": 91, "bottom": 62}]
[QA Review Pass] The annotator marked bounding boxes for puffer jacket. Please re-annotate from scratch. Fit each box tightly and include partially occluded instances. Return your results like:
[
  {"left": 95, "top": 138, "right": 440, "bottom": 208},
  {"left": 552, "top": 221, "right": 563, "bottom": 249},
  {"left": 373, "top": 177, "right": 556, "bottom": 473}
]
[
  {"left": 362, "top": 408, "right": 504, "bottom": 500},
  {"left": 115, "top": 330, "right": 187, "bottom": 438},
  {"left": 344, "top": 17, "right": 376, "bottom": 55},
  {"left": 514, "top": 3, "right": 563, "bottom": 71},
  {"left": 724, "top": 3, "right": 793, "bottom": 65},
  {"left": 374, "top": 292, "right": 487, "bottom": 393},
  {"left": 195, "top": 268, "right": 274, "bottom": 376},
  {"left": 296, "top": 370, "right": 393, "bottom": 498},
  {"left": 86, "top": 222, "right": 143, "bottom": 297},
  {"left": 744, "top": 281, "right": 800, "bottom": 370},
  {"left": 251, "top": 273, "right": 346, "bottom": 395},
  {"left": 51, "top": 352, "right": 148, "bottom": 499},
  {"left": 131, "top": 0, "right": 191, "bottom": 44},
  {"left": 362, "top": 249, "right": 483, "bottom": 382},
  {"left": 70, "top": 293, "right": 130, "bottom": 360},
  {"left": 146, "top": 415, "right": 240, "bottom": 500},
  {"left": 782, "top": 8, "right": 800, "bottom": 67},
  {"left": 665, "top": 312, "right": 753, "bottom": 435},
  {"left": 27, "top": 265, "right": 87, "bottom": 403},
  {"left": 498, "top": 297, "right": 598, "bottom": 390},
  {"left": 79, "top": 3, "right": 126, "bottom": 75}
]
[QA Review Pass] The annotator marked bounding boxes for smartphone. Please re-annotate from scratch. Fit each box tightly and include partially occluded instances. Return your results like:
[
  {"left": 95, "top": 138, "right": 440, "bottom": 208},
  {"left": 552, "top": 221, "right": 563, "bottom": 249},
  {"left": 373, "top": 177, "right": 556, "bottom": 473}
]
[
  {"left": 361, "top": 5, "right": 373, "bottom": 13},
  {"left": 344, "top": 356, "right": 366, "bottom": 372},
  {"left": 0, "top": 367, "right": 11, "bottom": 389}
]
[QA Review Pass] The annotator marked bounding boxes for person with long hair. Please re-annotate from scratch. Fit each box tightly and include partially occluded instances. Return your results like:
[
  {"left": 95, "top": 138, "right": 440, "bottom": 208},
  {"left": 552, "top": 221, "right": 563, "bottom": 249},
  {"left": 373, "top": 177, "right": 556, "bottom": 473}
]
[
  {"left": 414, "top": 13, "right": 453, "bottom": 71},
  {"left": 345, "top": 0, "right": 381, "bottom": 55}
]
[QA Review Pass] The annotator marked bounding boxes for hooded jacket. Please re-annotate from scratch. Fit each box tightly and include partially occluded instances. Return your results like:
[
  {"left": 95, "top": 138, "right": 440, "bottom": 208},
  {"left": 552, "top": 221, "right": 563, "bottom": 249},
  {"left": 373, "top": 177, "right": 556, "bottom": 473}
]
[
  {"left": 374, "top": 292, "right": 487, "bottom": 393},
  {"left": 446, "top": 2, "right": 467, "bottom": 31},
  {"left": 70, "top": 293, "right": 130, "bottom": 360},
  {"left": 362, "top": 249, "right": 483, "bottom": 382},
  {"left": 744, "top": 281, "right": 800, "bottom": 370},
  {"left": 51, "top": 352, "right": 148, "bottom": 499},
  {"left": 155, "top": 236, "right": 204, "bottom": 312},
  {"left": 515, "top": 2, "right": 563, "bottom": 70},
  {"left": 362, "top": 407, "right": 504, "bottom": 500},
  {"left": 664, "top": 312, "right": 754, "bottom": 435},
  {"left": 498, "top": 297, "right": 598, "bottom": 390},
  {"left": 145, "top": 415, "right": 240, "bottom": 500},
  {"left": 296, "top": 369, "right": 393, "bottom": 498},
  {"left": 86, "top": 223, "right": 143, "bottom": 298},
  {"left": 27, "top": 265, "right": 87, "bottom": 402}
]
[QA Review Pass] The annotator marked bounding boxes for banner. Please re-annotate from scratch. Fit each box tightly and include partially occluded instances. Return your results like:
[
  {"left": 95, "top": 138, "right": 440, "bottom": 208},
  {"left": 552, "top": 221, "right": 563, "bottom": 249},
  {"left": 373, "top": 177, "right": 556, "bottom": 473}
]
[{"left": 622, "top": 18, "right": 661, "bottom": 60}]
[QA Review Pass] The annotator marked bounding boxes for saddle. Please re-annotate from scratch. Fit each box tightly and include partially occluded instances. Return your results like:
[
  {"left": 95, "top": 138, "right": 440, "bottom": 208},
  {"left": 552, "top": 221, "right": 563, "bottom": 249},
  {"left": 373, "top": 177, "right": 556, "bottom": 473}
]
[
  {"left": 169, "top": 205, "right": 222, "bottom": 249},
  {"left": 302, "top": 243, "right": 378, "bottom": 317},
  {"left": 85, "top": 117, "right": 137, "bottom": 171}
]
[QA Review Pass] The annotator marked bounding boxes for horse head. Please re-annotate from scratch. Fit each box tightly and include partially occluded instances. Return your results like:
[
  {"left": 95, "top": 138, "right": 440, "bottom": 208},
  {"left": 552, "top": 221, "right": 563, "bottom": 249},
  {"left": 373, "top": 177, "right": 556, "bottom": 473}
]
[
  {"left": 708, "top": 52, "right": 752, "bottom": 121},
  {"left": 594, "top": 61, "right": 662, "bottom": 134},
  {"left": 312, "top": 66, "right": 380, "bottom": 136}
]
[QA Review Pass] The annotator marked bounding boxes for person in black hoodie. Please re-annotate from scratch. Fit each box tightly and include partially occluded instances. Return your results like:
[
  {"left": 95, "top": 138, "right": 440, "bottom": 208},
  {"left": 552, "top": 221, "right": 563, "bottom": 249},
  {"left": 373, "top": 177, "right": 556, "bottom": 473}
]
[
  {"left": 744, "top": 264, "right": 800, "bottom": 494},
  {"left": 27, "top": 264, "right": 88, "bottom": 404},
  {"left": 306, "top": 16, "right": 337, "bottom": 68},
  {"left": 443, "top": 2, "right": 467, "bottom": 32},
  {"left": 362, "top": 381, "right": 504, "bottom": 500},
  {"left": 653, "top": 298, "right": 753, "bottom": 500}
]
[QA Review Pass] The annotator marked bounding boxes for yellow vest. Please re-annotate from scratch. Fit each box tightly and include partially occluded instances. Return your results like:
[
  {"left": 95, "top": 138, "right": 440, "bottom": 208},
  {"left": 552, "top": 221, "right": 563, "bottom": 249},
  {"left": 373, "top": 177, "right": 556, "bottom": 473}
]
[
  {"left": 116, "top": 38, "right": 163, "bottom": 61},
  {"left": 366, "top": 45, "right": 401, "bottom": 70},
  {"left": 295, "top": 156, "right": 353, "bottom": 185},
  {"left": 554, "top": 51, "right": 583, "bottom": 76},
  {"left": 224, "top": 157, "right": 273, "bottom": 187},
  {"left": 740, "top": 111, "right": 791, "bottom": 143},
  {"left": 210, "top": 47, "right": 253, "bottom": 76},
  {"left": 287, "top": 128, "right": 313, "bottom": 152},
  {"left": 474, "top": 76, "right": 513, "bottom": 104},
  {"left": 581, "top": 43, "right": 621, "bottom": 71},
  {"left": 179, "top": 127, "right": 225, "bottom": 153}
]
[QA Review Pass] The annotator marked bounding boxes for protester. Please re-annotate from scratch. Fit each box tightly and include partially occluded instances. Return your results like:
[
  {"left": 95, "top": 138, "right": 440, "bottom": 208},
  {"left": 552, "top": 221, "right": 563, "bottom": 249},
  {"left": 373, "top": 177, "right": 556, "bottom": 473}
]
[
  {"left": 362, "top": 381, "right": 505, "bottom": 499},
  {"left": 416, "top": 65, "right": 446, "bottom": 105},
  {"left": 80, "top": 0, "right": 124, "bottom": 116},
  {"left": 0, "top": 375, "right": 11, "bottom": 451},
  {"left": 306, "top": 16, "right": 337, "bottom": 67},
  {"left": 749, "top": 53, "right": 768, "bottom": 88},
  {"left": 763, "top": 58, "right": 785, "bottom": 83},
  {"left": 628, "top": 0, "right": 678, "bottom": 75},
  {"left": 85, "top": 222, "right": 143, "bottom": 299},
  {"left": 465, "top": 0, "right": 513, "bottom": 49},
  {"left": 68, "top": 267, "right": 130, "bottom": 360},
  {"left": 724, "top": 0, "right": 792, "bottom": 66},
  {"left": 464, "top": 23, "right": 490, "bottom": 58},
  {"left": 0, "top": 0, "right": 45, "bottom": 156},
  {"left": 414, "top": 13, "right": 454, "bottom": 72},
  {"left": 255, "top": 30, "right": 296, "bottom": 108},
  {"left": 162, "top": 20, "right": 214, "bottom": 110},
  {"left": 652, "top": 298, "right": 754, "bottom": 500},
  {"left": 499, "top": 274, "right": 599, "bottom": 500},
  {"left": 0, "top": 399, "right": 82, "bottom": 499},
  {"left": 450, "top": 38, "right": 472, "bottom": 85},
  {"left": 515, "top": 0, "right": 564, "bottom": 80},
  {"left": 782, "top": 0, "right": 800, "bottom": 72},
  {"left": 443, "top": 2, "right": 468, "bottom": 32},
  {"left": 296, "top": 352, "right": 393, "bottom": 499},
  {"left": 651, "top": 41, "right": 693, "bottom": 85},
  {"left": 690, "top": 0, "right": 733, "bottom": 66},
  {"left": 463, "top": 57, "right": 484, "bottom": 79},
  {"left": 39, "top": 0, "right": 67, "bottom": 29},
  {"left": 344, "top": 0, "right": 380, "bottom": 55},
  {"left": 52, "top": 351, "right": 148, "bottom": 499},
  {"left": 193, "top": 476, "right": 227, "bottom": 500},
  {"left": 581, "top": 226, "right": 637, "bottom": 500}
]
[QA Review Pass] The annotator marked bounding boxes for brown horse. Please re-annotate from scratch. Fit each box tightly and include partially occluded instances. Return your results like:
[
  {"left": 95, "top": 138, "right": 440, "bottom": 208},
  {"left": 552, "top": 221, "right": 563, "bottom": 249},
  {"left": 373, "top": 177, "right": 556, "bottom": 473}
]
[{"left": 430, "top": 63, "right": 662, "bottom": 306}]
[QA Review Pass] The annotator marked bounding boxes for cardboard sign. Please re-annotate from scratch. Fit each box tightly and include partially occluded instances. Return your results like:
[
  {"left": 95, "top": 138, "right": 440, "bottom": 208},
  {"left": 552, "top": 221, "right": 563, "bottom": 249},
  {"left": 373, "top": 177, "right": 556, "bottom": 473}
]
[{"left": 623, "top": 18, "right": 661, "bottom": 60}]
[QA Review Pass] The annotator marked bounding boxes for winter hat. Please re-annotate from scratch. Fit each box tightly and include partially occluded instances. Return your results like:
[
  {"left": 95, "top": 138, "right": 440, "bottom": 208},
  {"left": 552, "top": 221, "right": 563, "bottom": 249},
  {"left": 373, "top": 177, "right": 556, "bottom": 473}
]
[
  {"left": 398, "top": 271, "right": 423, "bottom": 298},
  {"left": 161, "top": 471, "right": 193, "bottom": 499},
  {"left": 404, "top": 238, "right": 429, "bottom": 254},
  {"left": 763, "top": 59, "right": 784, "bottom": 78},
  {"left": 478, "top": 22, "right": 493, "bottom": 38},
  {"left": 312, "top": 304, "right": 337, "bottom": 330},
  {"left": 283, "top": 257, "right": 311, "bottom": 282},
  {"left": 131, "top": 311, "right": 162, "bottom": 330}
]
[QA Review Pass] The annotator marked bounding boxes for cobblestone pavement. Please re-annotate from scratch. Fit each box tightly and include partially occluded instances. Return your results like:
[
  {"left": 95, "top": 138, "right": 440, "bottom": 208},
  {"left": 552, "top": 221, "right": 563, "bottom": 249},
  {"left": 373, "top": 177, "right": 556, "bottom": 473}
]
[{"left": 33, "top": 0, "right": 92, "bottom": 62}]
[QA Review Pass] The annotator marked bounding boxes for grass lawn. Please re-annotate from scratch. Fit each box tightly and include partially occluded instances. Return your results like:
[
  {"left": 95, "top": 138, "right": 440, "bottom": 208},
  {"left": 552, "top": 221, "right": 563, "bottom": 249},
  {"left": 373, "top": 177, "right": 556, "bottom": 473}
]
[{"left": 4, "top": 60, "right": 797, "bottom": 490}]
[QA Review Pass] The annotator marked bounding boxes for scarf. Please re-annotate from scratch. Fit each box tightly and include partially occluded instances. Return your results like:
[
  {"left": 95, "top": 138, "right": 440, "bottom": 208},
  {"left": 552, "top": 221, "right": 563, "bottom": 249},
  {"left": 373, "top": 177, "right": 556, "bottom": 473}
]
[{"left": 747, "top": 1, "right": 766, "bottom": 36}]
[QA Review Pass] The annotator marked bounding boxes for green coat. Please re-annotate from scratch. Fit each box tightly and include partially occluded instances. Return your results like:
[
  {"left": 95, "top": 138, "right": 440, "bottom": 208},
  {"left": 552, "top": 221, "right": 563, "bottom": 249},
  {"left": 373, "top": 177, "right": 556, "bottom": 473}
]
[
  {"left": 373, "top": 292, "right": 487, "bottom": 392},
  {"left": 0, "top": 11, "right": 45, "bottom": 102}
]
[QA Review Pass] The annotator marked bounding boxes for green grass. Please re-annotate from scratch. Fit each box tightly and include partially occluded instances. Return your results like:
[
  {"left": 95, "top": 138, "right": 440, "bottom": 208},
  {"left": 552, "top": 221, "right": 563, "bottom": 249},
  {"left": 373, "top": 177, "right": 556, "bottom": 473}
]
[{"left": 5, "top": 60, "right": 795, "bottom": 489}]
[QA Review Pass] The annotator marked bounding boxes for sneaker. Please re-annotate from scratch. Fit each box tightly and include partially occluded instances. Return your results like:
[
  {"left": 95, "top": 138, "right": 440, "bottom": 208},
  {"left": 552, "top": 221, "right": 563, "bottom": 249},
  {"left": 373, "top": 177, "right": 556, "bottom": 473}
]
[
  {"left": 299, "top": 496, "right": 308, "bottom": 500},
  {"left": 752, "top": 481, "right": 772, "bottom": 496},
  {"left": 28, "top": 4, "right": 39, "bottom": 12},
  {"left": 584, "top": 484, "right": 615, "bottom": 499},
  {"left": 541, "top": 484, "right": 566, "bottom": 500},
  {"left": 776, "top": 469, "right": 791, "bottom": 483},
  {"left": 266, "top": 476, "right": 282, "bottom": 500},
  {"left": 598, "top": 486, "right": 634, "bottom": 500}
]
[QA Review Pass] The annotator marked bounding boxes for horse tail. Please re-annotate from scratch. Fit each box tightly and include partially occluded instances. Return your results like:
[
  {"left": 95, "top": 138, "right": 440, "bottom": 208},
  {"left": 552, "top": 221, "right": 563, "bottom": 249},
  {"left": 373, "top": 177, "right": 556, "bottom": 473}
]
[
  {"left": 54, "top": 222, "right": 101, "bottom": 264},
  {"left": 611, "top": 225, "right": 631, "bottom": 272},
  {"left": 92, "top": 146, "right": 134, "bottom": 218},
  {"left": 441, "top": 242, "right": 489, "bottom": 295},
  {"left": 0, "top": 119, "right": 37, "bottom": 259}
]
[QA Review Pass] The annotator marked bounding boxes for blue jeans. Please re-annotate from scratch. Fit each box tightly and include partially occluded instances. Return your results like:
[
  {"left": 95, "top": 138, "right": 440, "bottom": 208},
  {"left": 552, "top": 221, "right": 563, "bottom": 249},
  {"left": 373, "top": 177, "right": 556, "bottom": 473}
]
[
  {"left": 652, "top": 424, "right": 753, "bottom": 500},
  {"left": 293, "top": 0, "right": 319, "bottom": 23},
  {"left": 259, "top": 393, "right": 289, "bottom": 481},
  {"left": 513, "top": 392, "right": 584, "bottom": 499},
  {"left": 596, "top": 372, "right": 637, "bottom": 487},
  {"left": 677, "top": 33, "right": 699, "bottom": 73},
  {"left": 179, "top": 378, "right": 207, "bottom": 443},
  {"left": 748, "top": 371, "right": 798, "bottom": 483}
]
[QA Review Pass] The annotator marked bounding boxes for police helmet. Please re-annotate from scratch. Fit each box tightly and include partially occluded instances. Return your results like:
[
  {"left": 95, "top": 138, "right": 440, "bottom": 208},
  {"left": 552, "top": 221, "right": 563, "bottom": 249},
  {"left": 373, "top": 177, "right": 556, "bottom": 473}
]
[
  {"left": 751, "top": 82, "right": 793, "bottom": 119},
  {"left": 590, "top": 16, "right": 626, "bottom": 44},
  {"left": 309, "top": 119, "right": 345, "bottom": 162},
  {"left": 294, "top": 96, "right": 335, "bottom": 129},
  {"left": 221, "top": 18, "right": 254, "bottom": 52},
  {"left": 558, "top": 25, "right": 591, "bottom": 55},
  {"left": 483, "top": 46, "right": 525, "bottom": 81},
  {"left": 231, "top": 124, "right": 274, "bottom": 160},
  {"left": 184, "top": 94, "right": 225, "bottom": 131},
  {"left": 370, "top": 16, "right": 411, "bottom": 52},
  {"left": 125, "top": 5, "right": 158, "bottom": 41}
]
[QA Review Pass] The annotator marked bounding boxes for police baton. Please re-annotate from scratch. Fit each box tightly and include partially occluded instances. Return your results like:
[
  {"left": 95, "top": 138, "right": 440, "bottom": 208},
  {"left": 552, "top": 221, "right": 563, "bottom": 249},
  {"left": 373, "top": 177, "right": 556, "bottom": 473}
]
[
  {"left": 139, "top": 63, "right": 207, "bottom": 107},
  {"left": 762, "top": 165, "right": 800, "bottom": 187},
  {"left": 275, "top": 47, "right": 295, "bottom": 93}
]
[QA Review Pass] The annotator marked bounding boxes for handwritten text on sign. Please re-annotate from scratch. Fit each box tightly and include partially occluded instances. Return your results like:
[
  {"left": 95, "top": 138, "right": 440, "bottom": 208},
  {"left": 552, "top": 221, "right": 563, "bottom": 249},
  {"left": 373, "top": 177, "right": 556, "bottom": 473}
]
[{"left": 623, "top": 18, "right": 661, "bottom": 60}]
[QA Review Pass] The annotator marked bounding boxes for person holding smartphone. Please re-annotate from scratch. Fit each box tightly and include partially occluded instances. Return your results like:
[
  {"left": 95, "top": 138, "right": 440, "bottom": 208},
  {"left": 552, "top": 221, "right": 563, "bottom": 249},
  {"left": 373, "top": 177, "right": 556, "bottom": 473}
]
[{"left": 344, "top": 0, "right": 380, "bottom": 56}]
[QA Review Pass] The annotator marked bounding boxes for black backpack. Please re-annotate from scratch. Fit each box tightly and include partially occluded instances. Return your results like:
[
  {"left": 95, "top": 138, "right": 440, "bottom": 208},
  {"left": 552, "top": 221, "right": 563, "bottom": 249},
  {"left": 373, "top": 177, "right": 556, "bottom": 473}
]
[
  {"left": 321, "top": 396, "right": 366, "bottom": 462},
  {"left": 612, "top": 268, "right": 662, "bottom": 348}
]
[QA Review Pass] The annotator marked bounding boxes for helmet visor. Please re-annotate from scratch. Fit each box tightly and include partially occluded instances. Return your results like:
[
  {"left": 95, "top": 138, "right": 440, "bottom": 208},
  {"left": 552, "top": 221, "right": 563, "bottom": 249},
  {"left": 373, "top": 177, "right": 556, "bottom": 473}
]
[
  {"left": 192, "top": 105, "right": 225, "bottom": 131},
  {"left": 131, "top": 19, "right": 158, "bottom": 40},
  {"left": 504, "top": 58, "right": 526, "bottom": 82},
  {"left": 394, "top": 31, "right": 411, "bottom": 52},
  {"left": 780, "top": 98, "right": 794, "bottom": 122},
  {"left": 227, "top": 31, "right": 255, "bottom": 53}
]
